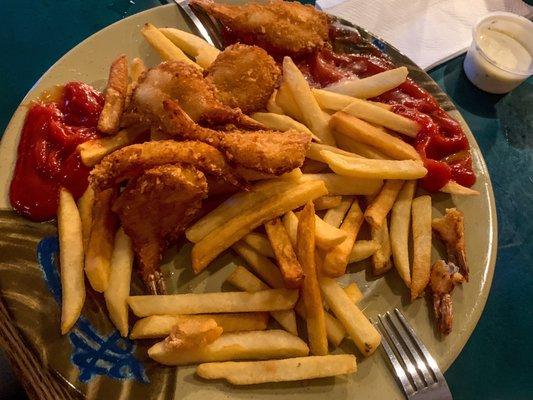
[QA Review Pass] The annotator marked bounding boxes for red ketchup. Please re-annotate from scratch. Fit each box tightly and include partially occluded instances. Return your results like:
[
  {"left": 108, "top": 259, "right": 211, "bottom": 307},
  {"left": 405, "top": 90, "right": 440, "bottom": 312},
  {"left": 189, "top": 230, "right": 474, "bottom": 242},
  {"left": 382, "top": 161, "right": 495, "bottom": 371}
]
[
  {"left": 300, "top": 30, "right": 477, "bottom": 192},
  {"left": 10, "top": 82, "right": 104, "bottom": 221}
]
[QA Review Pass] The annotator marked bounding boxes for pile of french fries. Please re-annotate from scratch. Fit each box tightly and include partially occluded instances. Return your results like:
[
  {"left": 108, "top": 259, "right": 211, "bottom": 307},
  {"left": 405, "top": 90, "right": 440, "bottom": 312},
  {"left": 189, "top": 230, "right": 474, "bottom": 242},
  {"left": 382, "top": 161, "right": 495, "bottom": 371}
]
[{"left": 55, "top": 23, "right": 478, "bottom": 386}]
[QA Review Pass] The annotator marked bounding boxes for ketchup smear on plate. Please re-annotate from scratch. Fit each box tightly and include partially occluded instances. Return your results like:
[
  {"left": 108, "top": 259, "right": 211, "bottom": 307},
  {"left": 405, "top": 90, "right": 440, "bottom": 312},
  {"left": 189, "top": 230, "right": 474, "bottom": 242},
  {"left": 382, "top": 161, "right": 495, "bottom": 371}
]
[
  {"left": 9, "top": 82, "right": 104, "bottom": 222},
  {"left": 299, "top": 27, "right": 476, "bottom": 192}
]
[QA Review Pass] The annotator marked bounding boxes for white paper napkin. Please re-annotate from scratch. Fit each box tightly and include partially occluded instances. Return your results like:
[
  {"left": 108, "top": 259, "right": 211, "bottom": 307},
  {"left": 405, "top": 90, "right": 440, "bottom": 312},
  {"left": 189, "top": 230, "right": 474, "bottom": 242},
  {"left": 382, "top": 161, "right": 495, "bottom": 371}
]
[{"left": 317, "top": 0, "right": 533, "bottom": 70}]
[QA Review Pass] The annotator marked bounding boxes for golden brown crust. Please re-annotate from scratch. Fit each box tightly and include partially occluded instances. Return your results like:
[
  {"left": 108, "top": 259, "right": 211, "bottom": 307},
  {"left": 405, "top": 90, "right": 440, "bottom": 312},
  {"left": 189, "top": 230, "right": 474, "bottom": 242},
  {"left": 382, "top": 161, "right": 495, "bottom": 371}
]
[
  {"left": 191, "top": 0, "right": 329, "bottom": 55},
  {"left": 113, "top": 164, "right": 208, "bottom": 284},
  {"left": 207, "top": 44, "right": 281, "bottom": 113}
]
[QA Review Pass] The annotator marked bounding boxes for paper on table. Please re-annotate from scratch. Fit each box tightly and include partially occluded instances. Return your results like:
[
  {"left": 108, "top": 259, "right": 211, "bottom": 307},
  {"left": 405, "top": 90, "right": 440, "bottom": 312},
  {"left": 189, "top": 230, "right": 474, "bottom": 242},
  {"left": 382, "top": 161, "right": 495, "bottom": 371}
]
[{"left": 317, "top": 0, "right": 533, "bottom": 70}]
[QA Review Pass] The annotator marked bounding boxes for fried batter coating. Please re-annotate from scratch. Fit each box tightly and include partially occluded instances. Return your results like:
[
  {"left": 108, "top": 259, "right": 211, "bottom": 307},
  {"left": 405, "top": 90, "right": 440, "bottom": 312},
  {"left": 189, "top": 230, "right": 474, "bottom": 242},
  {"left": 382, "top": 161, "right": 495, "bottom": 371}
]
[
  {"left": 160, "top": 99, "right": 311, "bottom": 175},
  {"left": 113, "top": 164, "right": 208, "bottom": 293},
  {"left": 90, "top": 140, "right": 245, "bottom": 190},
  {"left": 207, "top": 44, "right": 281, "bottom": 113},
  {"left": 132, "top": 60, "right": 261, "bottom": 129},
  {"left": 219, "top": 130, "right": 310, "bottom": 175},
  {"left": 432, "top": 208, "right": 468, "bottom": 281},
  {"left": 429, "top": 260, "right": 465, "bottom": 335},
  {"left": 191, "top": 0, "right": 329, "bottom": 55}
]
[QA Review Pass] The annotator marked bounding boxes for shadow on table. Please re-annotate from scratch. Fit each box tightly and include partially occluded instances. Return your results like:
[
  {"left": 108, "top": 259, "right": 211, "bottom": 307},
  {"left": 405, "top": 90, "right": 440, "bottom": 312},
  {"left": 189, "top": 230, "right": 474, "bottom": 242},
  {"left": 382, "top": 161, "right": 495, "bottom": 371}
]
[
  {"left": 441, "top": 57, "right": 504, "bottom": 118},
  {"left": 440, "top": 57, "right": 533, "bottom": 150}
]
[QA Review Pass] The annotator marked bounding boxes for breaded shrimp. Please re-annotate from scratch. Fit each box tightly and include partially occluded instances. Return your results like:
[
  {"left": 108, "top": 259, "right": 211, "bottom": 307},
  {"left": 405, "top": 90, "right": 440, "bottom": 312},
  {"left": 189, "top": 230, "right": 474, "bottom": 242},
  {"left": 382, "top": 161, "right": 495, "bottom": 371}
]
[
  {"left": 191, "top": 0, "right": 330, "bottom": 55},
  {"left": 113, "top": 164, "right": 208, "bottom": 294},
  {"left": 207, "top": 44, "right": 281, "bottom": 113},
  {"left": 90, "top": 140, "right": 245, "bottom": 190}
]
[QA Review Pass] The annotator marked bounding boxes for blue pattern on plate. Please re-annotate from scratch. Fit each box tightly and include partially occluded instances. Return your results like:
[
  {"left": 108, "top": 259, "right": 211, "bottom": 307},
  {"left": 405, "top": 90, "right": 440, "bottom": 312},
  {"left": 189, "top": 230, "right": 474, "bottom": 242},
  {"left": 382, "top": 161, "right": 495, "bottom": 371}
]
[
  {"left": 36, "top": 236, "right": 148, "bottom": 384},
  {"left": 70, "top": 318, "right": 149, "bottom": 383},
  {"left": 372, "top": 38, "right": 386, "bottom": 51}
]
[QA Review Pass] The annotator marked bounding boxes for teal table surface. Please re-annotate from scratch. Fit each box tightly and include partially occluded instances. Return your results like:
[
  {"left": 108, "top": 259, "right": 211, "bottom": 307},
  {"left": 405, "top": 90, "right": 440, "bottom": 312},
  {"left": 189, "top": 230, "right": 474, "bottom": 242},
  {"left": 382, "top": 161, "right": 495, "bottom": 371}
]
[{"left": 1, "top": 1, "right": 532, "bottom": 399}]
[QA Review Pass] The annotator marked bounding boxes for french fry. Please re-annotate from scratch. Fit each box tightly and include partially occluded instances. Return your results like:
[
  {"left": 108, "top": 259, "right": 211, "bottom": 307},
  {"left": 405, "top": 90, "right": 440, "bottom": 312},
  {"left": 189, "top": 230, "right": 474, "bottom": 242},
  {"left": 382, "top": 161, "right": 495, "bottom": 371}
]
[
  {"left": 125, "top": 57, "right": 146, "bottom": 109},
  {"left": 297, "top": 202, "right": 328, "bottom": 355},
  {"left": 98, "top": 55, "right": 129, "bottom": 134},
  {"left": 242, "top": 232, "right": 275, "bottom": 258},
  {"left": 390, "top": 180, "right": 416, "bottom": 287},
  {"left": 283, "top": 57, "right": 336, "bottom": 144},
  {"left": 365, "top": 180, "right": 405, "bottom": 228},
  {"left": 58, "top": 188, "right": 85, "bottom": 334},
  {"left": 282, "top": 211, "right": 353, "bottom": 265},
  {"left": 159, "top": 27, "right": 220, "bottom": 68},
  {"left": 370, "top": 221, "right": 393, "bottom": 275},
  {"left": 313, "top": 89, "right": 392, "bottom": 111},
  {"left": 341, "top": 99, "right": 420, "bottom": 138},
  {"left": 313, "top": 195, "right": 342, "bottom": 210},
  {"left": 411, "top": 195, "right": 432, "bottom": 300},
  {"left": 287, "top": 210, "right": 348, "bottom": 250},
  {"left": 440, "top": 180, "right": 480, "bottom": 196},
  {"left": 141, "top": 23, "right": 200, "bottom": 68},
  {"left": 266, "top": 89, "right": 285, "bottom": 114},
  {"left": 130, "top": 313, "right": 269, "bottom": 339},
  {"left": 319, "top": 277, "right": 381, "bottom": 356},
  {"left": 323, "top": 67, "right": 408, "bottom": 98},
  {"left": 320, "top": 150, "right": 427, "bottom": 180},
  {"left": 348, "top": 240, "right": 380, "bottom": 263},
  {"left": 335, "top": 133, "right": 389, "bottom": 160},
  {"left": 276, "top": 78, "right": 304, "bottom": 121},
  {"left": 130, "top": 57, "right": 146, "bottom": 83},
  {"left": 104, "top": 228, "right": 133, "bottom": 337},
  {"left": 251, "top": 112, "right": 319, "bottom": 142},
  {"left": 343, "top": 282, "right": 364, "bottom": 304},
  {"left": 265, "top": 218, "right": 304, "bottom": 288},
  {"left": 186, "top": 178, "right": 305, "bottom": 243},
  {"left": 330, "top": 112, "right": 420, "bottom": 160},
  {"left": 312, "top": 214, "right": 349, "bottom": 250},
  {"left": 165, "top": 318, "right": 223, "bottom": 350},
  {"left": 300, "top": 173, "right": 383, "bottom": 196},
  {"left": 226, "top": 265, "right": 297, "bottom": 335},
  {"left": 322, "top": 199, "right": 364, "bottom": 277},
  {"left": 78, "top": 125, "right": 147, "bottom": 167},
  {"left": 84, "top": 188, "right": 118, "bottom": 292},
  {"left": 233, "top": 241, "right": 285, "bottom": 288},
  {"left": 294, "top": 301, "right": 346, "bottom": 347},
  {"left": 77, "top": 186, "right": 95, "bottom": 251},
  {"left": 323, "top": 197, "right": 353, "bottom": 228},
  {"left": 148, "top": 330, "right": 309, "bottom": 366},
  {"left": 192, "top": 180, "right": 327, "bottom": 273},
  {"left": 197, "top": 355, "right": 357, "bottom": 385},
  {"left": 129, "top": 289, "right": 298, "bottom": 317},
  {"left": 282, "top": 211, "right": 298, "bottom": 248},
  {"left": 306, "top": 143, "right": 360, "bottom": 164}
]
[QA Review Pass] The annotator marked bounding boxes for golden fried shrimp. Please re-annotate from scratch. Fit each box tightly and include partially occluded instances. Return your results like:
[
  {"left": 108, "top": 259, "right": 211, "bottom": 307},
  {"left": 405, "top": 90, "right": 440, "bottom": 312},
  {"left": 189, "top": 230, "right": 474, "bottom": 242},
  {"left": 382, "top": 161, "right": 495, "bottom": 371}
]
[
  {"left": 90, "top": 140, "right": 245, "bottom": 190},
  {"left": 113, "top": 164, "right": 208, "bottom": 294},
  {"left": 219, "top": 130, "right": 311, "bottom": 175},
  {"left": 132, "top": 60, "right": 262, "bottom": 129},
  {"left": 191, "top": 0, "right": 329, "bottom": 55},
  {"left": 207, "top": 44, "right": 281, "bottom": 113},
  {"left": 160, "top": 99, "right": 311, "bottom": 175}
]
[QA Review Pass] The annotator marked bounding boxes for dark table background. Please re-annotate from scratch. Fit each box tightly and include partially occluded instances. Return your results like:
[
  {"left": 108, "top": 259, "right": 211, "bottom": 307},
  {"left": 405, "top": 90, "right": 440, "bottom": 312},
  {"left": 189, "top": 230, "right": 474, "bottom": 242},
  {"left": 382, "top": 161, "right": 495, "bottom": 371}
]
[{"left": 1, "top": 1, "right": 532, "bottom": 399}]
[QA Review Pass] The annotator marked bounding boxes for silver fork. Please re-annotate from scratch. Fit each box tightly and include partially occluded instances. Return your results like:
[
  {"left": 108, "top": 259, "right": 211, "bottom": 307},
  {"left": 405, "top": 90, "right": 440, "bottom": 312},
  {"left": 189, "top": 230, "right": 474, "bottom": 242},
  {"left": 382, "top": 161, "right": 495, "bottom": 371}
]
[
  {"left": 173, "top": 0, "right": 224, "bottom": 49},
  {"left": 375, "top": 308, "right": 453, "bottom": 400}
]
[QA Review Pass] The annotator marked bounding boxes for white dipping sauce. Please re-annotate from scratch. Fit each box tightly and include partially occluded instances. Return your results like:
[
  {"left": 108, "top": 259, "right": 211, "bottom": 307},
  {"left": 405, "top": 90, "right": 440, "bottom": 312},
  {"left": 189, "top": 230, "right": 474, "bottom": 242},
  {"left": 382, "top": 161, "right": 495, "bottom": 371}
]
[
  {"left": 464, "top": 13, "right": 533, "bottom": 94},
  {"left": 477, "top": 29, "right": 532, "bottom": 72}
]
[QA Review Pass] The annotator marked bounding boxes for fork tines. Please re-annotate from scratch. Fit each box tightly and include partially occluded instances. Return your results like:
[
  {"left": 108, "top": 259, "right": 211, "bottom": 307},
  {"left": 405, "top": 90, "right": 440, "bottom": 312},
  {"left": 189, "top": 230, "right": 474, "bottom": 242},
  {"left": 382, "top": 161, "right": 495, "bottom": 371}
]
[{"left": 375, "top": 309, "right": 452, "bottom": 399}]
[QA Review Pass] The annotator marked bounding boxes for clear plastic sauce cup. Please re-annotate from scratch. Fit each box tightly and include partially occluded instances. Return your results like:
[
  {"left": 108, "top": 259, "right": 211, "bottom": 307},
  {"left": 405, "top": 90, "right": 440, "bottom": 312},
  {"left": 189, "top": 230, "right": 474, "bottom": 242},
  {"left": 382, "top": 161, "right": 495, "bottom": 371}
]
[{"left": 463, "top": 12, "right": 533, "bottom": 94}]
